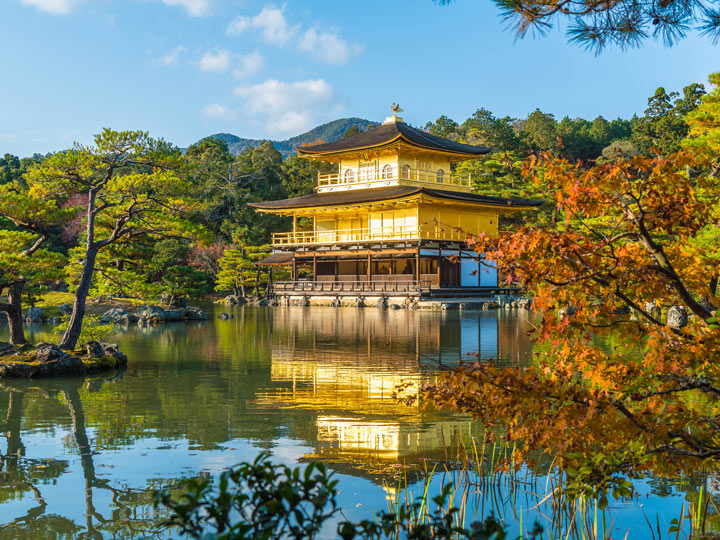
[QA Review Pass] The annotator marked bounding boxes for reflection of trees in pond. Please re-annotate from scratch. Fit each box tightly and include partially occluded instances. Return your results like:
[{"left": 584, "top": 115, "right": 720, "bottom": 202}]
[{"left": 0, "top": 377, "right": 186, "bottom": 539}]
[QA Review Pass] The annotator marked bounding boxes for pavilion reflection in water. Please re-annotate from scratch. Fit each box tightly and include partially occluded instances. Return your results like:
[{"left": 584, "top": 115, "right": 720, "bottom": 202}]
[{"left": 256, "top": 307, "right": 534, "bottom": 481}]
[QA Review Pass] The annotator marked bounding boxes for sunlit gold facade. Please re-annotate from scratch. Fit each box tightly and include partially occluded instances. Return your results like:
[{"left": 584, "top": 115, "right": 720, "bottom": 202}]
[{"left": 251, "top": 113, "right": 541, "bottom": 295}]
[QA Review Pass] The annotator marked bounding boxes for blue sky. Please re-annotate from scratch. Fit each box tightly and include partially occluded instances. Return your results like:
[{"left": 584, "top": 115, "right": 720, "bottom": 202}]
[{"left": 1, "top": 0, "right": 717, "bottom": 157}]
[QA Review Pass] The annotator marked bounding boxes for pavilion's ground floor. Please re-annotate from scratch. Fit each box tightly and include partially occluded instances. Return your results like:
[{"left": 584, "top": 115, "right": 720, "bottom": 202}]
[{"left": 259, "top": 242, "right": 516, "bottom": 298}]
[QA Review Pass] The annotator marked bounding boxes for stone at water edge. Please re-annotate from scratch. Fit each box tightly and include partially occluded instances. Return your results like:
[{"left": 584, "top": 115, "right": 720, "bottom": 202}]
[
  {"left": 86, "top": 341, "right": 105, "bottom": 358},
  {"left": 25, "top": 307, "right": 43, "bottom": 322},
  {"left": 100, "top": 343, "right": 128, "bottom": 363},
  {"left": 667, "top": 306, "right": 688, "bottom": 330},
  {"left": 184, "top": 306, "right": 208, "bottom": 320},
  {"left": 164, "top": 309, "right": 186, "bottom": 322},
  {"left": 99, "top": 308, "right": 135, "bottom": 323},
  {"left": 223, "top": 295, "right": 245, "bottom": 306},
  {"left": 218, "top": 312, "right": 233, "bottom": 320},
  {"left": 135, "top": 305, "right": 167, "bottom": 321},
  {"left": 58, "top": 304, "right": 72, "bottom": 316},
  {"left": 0, "top": 342, "right": 13, "bottom": 357},
  {"left": 35, "top": 343, "right": 67, "bottom": 363}
]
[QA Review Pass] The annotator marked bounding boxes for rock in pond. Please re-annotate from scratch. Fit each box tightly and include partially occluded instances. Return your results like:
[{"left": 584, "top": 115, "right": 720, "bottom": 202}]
[
  {"left": 223, "top": 295, "right": 245, "bottom": 305},
  {"left": 35, "top": 343, "right": 67, "bottom": 362},
  {"left": 86, "top": 341, "right": 105, "bottom": 358},
  {"left": 0, "top": 342, "right": 14, "bottom": 357},
  {"left": 0, "top": 341, "right": 127, "bottom": 379},
  {"left": 99, "top": 308, "right": 135, "bottom": 323},
  {"left": 25, "top": 307, "right": 43, "bottom": 322},
  {"left": 164, "top": 309, "right": 186, "bottom": 322},
  {"left": 135, "top": 305, "right": 167, "bottom": 321},
  {"left": 218, "top": 312, "right": 234, "bottom": 320},
  {"left": 184, "top": 306, "right": 208, "bottom": 320}
]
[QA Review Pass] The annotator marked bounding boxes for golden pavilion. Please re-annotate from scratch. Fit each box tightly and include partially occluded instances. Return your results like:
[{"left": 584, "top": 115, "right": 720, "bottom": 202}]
[{"left": 250, "top": 108, "right": 541, "bottom": 298}]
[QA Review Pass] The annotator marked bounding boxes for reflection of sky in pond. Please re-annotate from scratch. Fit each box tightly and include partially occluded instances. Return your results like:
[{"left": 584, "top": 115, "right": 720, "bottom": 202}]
[{"left": 0, "top": 305, "right": 709, "bottom": 538}]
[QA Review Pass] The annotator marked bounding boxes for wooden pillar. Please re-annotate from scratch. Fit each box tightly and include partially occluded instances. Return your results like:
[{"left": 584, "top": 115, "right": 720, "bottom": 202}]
[
  {"left": 367, "top": 253, "right": 371, "bottom": 283},
  {"left": 437, "top": 247, "right": 442, "bottom": 288},
  {"left": 415, "top": 247, "right": 420, "bottom": 284},
  {"left": 292, "top": 256, "right": 297, "bottom": 282},
  {"left": 313, "top": 253, "right": 317, "bottom": 281}
]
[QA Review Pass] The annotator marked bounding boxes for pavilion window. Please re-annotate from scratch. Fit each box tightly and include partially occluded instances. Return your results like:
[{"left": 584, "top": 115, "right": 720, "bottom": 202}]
[
  {"left": 401, "top": 164, "right": 411, "bottom": 179},
  {"left": 436, "top": 169, "right": 445, "bottom": 183},
  {"left": 382, "top": 164, "right": 394, "bottom": 179},
  {"left": 343, "top": 168, "right": 355, "bottom": 183},
  {"left": 418, "top": 161, "right": 432, "bottom": 182},
  {"left": 359, "top": 161, "right": 375, "bottom": 181}
]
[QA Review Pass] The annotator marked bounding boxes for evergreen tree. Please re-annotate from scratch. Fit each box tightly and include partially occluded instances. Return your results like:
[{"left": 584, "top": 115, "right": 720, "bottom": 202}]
[
  {"left": 521, "top": 109, "right": 558, "bottom": 153},
  {"left": 631, "top": 83, "right": 706, "bottom": 154},
  {"left": 215, "top": 244, "right": 281, "bottom": 297},
  {"left": 26, "top": 129, "right": 206, "bottom": 349}
]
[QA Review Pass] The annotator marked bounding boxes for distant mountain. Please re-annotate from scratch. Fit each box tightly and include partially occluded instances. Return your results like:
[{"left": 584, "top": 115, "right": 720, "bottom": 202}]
[{"left": 204, "top": 117, "right": 376, "bottom": 158}]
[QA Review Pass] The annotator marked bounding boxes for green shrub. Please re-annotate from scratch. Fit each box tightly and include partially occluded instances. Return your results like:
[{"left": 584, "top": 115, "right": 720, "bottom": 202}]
[{"left": 153, "top": 452, "right": 542, "bottom": 540}]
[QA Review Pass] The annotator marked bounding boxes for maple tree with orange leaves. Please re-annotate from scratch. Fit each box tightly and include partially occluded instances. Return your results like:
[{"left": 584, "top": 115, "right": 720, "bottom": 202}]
[{"left": 419, "top": 73, "right": 720, "bottom": 502}]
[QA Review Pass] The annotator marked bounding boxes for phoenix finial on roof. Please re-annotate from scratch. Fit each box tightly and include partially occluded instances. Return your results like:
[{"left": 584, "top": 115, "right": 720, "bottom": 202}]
[{"left": 391, "top": 103, "right": 403, "bottom": 114}]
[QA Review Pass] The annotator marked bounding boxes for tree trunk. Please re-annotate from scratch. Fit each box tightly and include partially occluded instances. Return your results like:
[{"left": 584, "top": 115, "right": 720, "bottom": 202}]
[
  {"left": 0, "top": 282, "right": 27, "bottom": 346},
  {"left": 59, "top": 245, "right": 98, "bottom": 350},
  {"left": 254, "top": 268, "right": 261, "bottom": 296},
  {"left": 711, "top": 276, "right": 718, "bottom": 298},
  {"left": 5, "top": 391, "right": 25, "bottom": 457},
  {"left": 60, "top": 190, "right": 98, "bottom": 350}
]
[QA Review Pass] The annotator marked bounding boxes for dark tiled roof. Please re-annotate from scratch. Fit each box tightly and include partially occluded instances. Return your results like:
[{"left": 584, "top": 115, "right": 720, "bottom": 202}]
[
  {"left": 248, "top": 186, "right": 543, "bottom": 210},
  {"left": 297, "top": 121, "right": 490, "bottom": 156},
  {"left": 256, "top": 252, "right": 294, "bottom": 265},
  {"left": 422, "top": 189, "right": 543, "bottom": 207}
]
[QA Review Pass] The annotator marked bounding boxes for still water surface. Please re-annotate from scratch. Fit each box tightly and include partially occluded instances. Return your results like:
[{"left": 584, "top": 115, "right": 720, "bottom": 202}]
[{"left": 0, "top": 306, "right": 708, "bottom": 538}]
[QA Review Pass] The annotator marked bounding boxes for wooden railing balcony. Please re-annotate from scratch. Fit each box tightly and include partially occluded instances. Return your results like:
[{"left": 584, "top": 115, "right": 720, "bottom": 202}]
[
  {"left": 273, "top": 279, "right": 435, "bottom": 294},
  {"left": 317, "top": 167, "right": 472, "bottom": 192},
  {"left": 272, "top": 225, "right": 471, "bottom": 246}
]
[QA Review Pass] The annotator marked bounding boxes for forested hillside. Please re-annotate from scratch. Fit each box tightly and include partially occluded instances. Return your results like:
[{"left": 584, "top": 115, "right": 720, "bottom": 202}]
[{"left": 206, "top": 117, "right": 375, "bottom": 157}]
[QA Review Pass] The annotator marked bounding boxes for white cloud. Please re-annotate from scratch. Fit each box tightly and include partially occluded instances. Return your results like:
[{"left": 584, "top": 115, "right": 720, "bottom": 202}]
[
  {"left": 233, "top": 50, "right": 264, "bottom": 79},
  {"left": 234, "top": 78, "right": 338, "bottom": 134},
  {"left": 158, "top": 0, "right": 212, "bottom": 17},
  {"left": 202, "top": 103, "right": 235, "bottom": 119},
  {"left": 227, "top": 5, "right": 361, "bottom": 65},
  {"left": 226, "top": 15, "right": 249, "bottom": 36},
  {"left": 199, "top": 49, "right": 232, "bottom": 72},
  {"left": 158, "top": 45, "right": 186, "bottom": 66},
  {"left": 19, "top": 0, "right": 82, "bottom": 15},
  {"left": 227, "top": 6, "right": 299, "bottom": 45},
  {"left": 298, "top": 28, "right": 362, "bottom": 66}
]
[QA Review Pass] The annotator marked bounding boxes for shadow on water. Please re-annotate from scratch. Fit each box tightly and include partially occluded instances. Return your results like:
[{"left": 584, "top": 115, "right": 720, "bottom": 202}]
[{"left": 0, "top": 306, "right": 716, "bottom": 538}]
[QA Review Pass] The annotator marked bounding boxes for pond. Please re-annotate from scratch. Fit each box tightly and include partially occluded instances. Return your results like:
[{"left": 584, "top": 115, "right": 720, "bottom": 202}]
[{"left": 0, "top": 305, "right": 711, "bottom": 538}]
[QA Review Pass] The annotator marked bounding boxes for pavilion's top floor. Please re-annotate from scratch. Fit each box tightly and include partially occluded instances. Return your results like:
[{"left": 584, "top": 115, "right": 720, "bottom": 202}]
[{"left": 297, "top": 114, "right": 490, "bottom": 194}]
